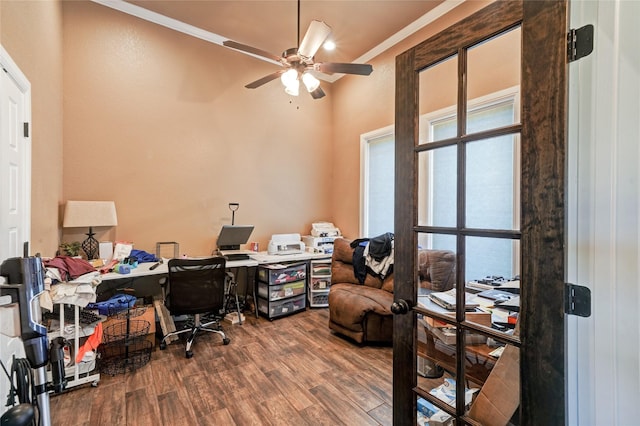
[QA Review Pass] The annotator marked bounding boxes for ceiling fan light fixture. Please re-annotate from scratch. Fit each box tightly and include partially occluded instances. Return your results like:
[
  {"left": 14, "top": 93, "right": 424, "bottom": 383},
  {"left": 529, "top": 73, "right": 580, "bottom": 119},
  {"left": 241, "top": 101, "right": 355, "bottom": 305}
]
[
  {"left": 280, "top": 69, "right": 299, "bottom": 96},
  {"left": 284, "top": 81, "right": 300, "bottom": 96},
  {"left": 281, "top": 69, "right": 300, "bottom": 96},
  {"left": 323, "top": 40, "right": 336, "bottom": 51},
  {"left": 281, "top": 68, "right": 298, "bottom": 86},
  {"left": 302, "top": 72, "right": 320, "bottom": 92}
]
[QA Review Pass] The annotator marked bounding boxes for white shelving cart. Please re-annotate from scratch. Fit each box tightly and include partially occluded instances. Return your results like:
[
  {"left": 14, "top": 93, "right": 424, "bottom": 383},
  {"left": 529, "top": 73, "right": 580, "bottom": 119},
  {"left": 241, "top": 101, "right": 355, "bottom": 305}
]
[{"left": 308, "top": 257, "right": 332, "bottom": 308}]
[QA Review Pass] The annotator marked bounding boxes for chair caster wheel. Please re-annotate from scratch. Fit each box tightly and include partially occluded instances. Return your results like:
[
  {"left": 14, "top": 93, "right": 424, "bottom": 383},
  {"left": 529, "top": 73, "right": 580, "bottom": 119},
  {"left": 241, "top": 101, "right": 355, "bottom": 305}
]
[
  {"left": 160, "top": 342, "right": 167, "bottom": 350},
  {"left": 186, "top": 350, "right": 193, "bottom": 359},
  {"left": 223, "top": 337, "right": 230, "bottom": 345}
]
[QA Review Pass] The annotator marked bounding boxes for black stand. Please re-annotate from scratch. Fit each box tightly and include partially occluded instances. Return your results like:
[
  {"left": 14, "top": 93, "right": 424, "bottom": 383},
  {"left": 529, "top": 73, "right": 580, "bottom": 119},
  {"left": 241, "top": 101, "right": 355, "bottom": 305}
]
[{"left": 81, "top": 226, "right": 99, "bottom": 260}]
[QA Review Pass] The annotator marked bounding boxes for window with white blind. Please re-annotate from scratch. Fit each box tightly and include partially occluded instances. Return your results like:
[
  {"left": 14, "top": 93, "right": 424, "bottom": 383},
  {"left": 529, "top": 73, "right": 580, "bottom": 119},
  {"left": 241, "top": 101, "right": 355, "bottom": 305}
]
[
  {"left": 360, "top": 126, "right": 394, "bottom": 238},
  {"left": 421, "top": 87, "right": 520, "bottom": 281},
  {"left": 361, "top": 87, "right": 519, "bottom": 281}
]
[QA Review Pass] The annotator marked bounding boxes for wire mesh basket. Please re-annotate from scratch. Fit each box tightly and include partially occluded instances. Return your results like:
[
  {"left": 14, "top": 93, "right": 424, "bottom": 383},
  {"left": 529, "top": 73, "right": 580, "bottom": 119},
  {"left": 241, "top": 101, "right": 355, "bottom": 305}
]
[
  {"left": 99, "top": 337, "right": 152, "bottom": 376},
  {"left": 103, "top": 319, "right": 150, "bottom": 343},
  {"left": 99, "top": 305, "right": 153, "bottom": 375},
  {"left": 108, "top": 305, "right": 147, "bottom": 319}
]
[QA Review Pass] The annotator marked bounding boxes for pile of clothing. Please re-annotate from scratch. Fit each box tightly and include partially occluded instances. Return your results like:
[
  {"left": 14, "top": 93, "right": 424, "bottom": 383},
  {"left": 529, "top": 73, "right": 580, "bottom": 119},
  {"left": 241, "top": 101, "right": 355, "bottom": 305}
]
[{"left": 350, "top": 232, "right": 394, "bottom": 283}]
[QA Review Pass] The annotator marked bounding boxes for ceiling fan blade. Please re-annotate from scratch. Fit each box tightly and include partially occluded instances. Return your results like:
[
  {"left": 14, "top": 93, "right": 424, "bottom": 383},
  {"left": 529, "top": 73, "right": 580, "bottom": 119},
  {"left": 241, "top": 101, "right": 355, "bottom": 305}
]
[
  {"left": 298, "top": 20, "right": 332, "bottom": 59},
  {"left": 314, "top": 62, "right": 373, "bottom": 76},
  {"left": 223, "top": 40, "right": 285, "bottom": 65},
  {"left": 309, "top": 85, "right": 326, "bottom": 100},
  {"left": 245, "top": 70, "right": 286, "bottom": 89}
]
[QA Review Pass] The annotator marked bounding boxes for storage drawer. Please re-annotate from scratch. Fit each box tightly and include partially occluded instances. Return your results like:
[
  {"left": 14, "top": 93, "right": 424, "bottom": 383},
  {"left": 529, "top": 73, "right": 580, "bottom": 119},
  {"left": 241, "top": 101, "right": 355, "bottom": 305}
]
[
  {"left": 309, "top": 291, "right": 329, "bottom": 307},
  {"left": 257, "top": 262, "right": 307, "bottom": 285},
  {"left": 311, "top": 262, "right": 331, "bottom": 276},
  {"left": 258, "top": 294, "right": 306, "bottom": 319},
  {"left": 310, "top": 277, "right": 331, "bottom": 291},
  {"left": 258, "top": 280, "right": 306, "bottom": 301}
]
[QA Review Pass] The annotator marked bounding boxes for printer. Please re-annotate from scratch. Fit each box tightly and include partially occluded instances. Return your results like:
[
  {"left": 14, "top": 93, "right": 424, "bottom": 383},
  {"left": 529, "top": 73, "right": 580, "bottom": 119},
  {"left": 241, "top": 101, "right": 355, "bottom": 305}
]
[
  {"left": 303, "top": 222, "right": 341, "bottom": 254},
  {"left": 310, "top": 222, "right": 341, "bottom": 237},
  {"left": 267, "top": 233, "right": 305, "bottom": 255}
]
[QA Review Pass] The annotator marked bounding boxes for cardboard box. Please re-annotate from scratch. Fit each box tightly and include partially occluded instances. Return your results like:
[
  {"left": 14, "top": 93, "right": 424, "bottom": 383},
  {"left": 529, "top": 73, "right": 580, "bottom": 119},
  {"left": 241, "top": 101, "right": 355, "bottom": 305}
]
[
  {"left": 468, "top": 343, "right": 520, "bottom": 426},
  {"left": 224, "top": 312, "right": 245, "bottom": 325},
  {"left": 424, "top": 310, "right": 492, "bottom": 328}
]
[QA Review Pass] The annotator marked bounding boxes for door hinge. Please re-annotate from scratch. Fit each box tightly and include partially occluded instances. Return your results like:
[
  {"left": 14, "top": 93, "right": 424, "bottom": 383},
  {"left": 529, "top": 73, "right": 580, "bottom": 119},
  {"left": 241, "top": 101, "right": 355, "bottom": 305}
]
[
  {"left": 567, "top": 25, "right": 594, "bottom": 62},
  {"left": 23, "top": 122, "right": 29, "bottom": 138},
  {"left": 565, "top": 283, "right": 591, "bottom": 317}
]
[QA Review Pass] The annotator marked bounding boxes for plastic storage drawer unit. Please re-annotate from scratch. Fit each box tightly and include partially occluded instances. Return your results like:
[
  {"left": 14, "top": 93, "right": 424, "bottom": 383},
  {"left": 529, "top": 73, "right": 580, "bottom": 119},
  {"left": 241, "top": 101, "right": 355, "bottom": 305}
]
[
  {"left": 258, "top": 280, "right": 306, "bottom": 301},
  {"left": 257, "top": 262, "right": 306, "bottom": 285},
  {"left": 258, "top": 294, "right": 306, "bottom": 319}
]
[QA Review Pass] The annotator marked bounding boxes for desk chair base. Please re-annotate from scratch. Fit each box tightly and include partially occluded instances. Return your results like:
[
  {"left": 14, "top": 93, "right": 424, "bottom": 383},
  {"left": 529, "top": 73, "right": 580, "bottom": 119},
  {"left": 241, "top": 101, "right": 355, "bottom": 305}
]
[{"left": 159, "top": 313, "right": 230, "bottom": 358}]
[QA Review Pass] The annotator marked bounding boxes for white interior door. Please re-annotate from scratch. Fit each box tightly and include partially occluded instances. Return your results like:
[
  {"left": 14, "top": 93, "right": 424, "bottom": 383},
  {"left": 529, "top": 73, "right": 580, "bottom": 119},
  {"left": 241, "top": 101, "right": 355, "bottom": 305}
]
[
  {"left": 567, "top": 1, "right": 640, "bottom": 424},
  {"left": 0, "top": 45, "right": 31, "bottom": 418},
  {"left": 0, "top": 45, "right": 31, "bottom": 262}
]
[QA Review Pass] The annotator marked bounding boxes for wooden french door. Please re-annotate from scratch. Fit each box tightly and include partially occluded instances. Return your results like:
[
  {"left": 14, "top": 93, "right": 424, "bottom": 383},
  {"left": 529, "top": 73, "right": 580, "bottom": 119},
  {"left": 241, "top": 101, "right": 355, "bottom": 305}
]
[{"left": 393, "top": 1, "right": 567, "bottom": 425}]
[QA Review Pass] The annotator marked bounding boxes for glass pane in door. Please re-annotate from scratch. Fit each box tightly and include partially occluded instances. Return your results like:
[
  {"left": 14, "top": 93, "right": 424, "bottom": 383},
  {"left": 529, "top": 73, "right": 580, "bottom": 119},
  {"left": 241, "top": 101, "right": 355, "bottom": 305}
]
[
  {"left": 467, "top": 26, "right": 521, "bottom": 132},
  {"left": 465, "top": 236, "right": 520, "bottom": 334},
  {"left": 419, "top": 55, "right": 459, "bottom": 144},
  {"left": 418, "top": 147, "right": 457, "bottom": 228},
  {"left": 465, "top": 134, "right": 520, "bottom": 231}
]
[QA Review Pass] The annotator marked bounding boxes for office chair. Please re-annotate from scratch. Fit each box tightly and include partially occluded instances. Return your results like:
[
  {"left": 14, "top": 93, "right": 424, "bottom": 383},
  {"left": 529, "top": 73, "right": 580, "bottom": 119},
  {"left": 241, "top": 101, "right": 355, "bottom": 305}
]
[{"left": 159, "top": 257, "right": 231, "bottom": 358}]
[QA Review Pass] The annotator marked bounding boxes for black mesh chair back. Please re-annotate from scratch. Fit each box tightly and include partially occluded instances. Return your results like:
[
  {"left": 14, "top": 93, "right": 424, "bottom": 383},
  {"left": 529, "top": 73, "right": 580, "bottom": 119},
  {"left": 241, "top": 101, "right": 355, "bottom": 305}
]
[
  {"left": 166, "top": 257, "right": 226, "bottom": 316},
  {"left": 160, "top": 256, "right": 230, "bottom": 358}
]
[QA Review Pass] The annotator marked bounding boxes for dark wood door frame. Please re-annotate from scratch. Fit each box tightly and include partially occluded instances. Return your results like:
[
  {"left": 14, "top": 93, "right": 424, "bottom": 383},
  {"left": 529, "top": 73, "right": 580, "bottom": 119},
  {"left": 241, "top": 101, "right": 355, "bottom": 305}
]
[{"left": 393, "top": 1, "right": 567, "bottom": 424}]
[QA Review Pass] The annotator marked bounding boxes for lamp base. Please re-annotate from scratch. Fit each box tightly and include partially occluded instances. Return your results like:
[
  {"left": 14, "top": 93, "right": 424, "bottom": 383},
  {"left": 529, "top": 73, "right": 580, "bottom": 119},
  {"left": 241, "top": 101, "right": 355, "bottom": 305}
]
[{"left": 81, "top": 227, "right": 99, "bottom": 260}]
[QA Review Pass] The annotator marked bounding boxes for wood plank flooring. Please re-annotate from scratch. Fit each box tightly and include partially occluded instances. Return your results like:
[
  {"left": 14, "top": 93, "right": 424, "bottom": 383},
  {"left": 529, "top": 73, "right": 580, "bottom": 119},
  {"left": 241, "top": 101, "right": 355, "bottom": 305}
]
[{"left": 49, "top": 308, "right": 394, "bottom": 426}]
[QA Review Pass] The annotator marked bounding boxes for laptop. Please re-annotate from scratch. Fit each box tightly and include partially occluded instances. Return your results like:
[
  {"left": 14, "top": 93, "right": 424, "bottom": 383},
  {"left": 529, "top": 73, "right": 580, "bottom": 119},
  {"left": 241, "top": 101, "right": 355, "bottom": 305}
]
[
  {"left": 494, "top": 296, "right": 520, "bottom": 312},
  {"left": 429, "top": 289, "right": 480, "bottom": 311}
]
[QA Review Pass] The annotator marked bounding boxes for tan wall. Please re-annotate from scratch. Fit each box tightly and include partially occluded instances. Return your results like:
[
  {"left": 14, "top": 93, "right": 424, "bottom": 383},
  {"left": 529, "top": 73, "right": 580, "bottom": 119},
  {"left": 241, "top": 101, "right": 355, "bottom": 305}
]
[
  {"left": 62, "top": 2, "right": 333, "bottom": 257},
  {"left": 330, "top": 0, "right": 518, "bottom": 239},
  {"left": 0, "top": 0, "right": 503, "bottom": 257},
  {"left": 1, "top": 0, "right": 64, "bottom": 257}
]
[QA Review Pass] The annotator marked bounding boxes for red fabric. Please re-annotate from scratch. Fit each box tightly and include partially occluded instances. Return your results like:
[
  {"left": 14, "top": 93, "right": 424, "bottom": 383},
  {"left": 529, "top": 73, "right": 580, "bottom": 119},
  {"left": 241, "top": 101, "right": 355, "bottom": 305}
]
[
  {"left": 75, "top": 322, "right": 102, "bottom": 364},
  {"left": 44, "top": 256, "right": 96, "bottom": 281}
]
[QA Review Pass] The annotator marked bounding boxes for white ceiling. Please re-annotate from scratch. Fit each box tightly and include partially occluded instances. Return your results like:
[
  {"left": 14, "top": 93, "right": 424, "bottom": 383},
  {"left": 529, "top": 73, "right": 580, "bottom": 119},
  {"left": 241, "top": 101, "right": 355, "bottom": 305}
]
[{"left": 94, "top": 1, "right": 460, "bottom": 69}]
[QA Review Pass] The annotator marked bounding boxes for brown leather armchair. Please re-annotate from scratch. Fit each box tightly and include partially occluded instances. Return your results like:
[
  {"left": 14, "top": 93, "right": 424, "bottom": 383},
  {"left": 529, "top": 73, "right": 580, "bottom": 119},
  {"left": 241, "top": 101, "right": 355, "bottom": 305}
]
[{"left": 328, "top": 238, "right": 456, "bottom": 344}]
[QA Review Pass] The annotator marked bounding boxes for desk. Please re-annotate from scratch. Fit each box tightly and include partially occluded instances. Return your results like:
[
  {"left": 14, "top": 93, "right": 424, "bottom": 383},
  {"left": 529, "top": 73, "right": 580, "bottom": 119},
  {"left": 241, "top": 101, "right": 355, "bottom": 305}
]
[
  {"left": 97, "top": 252, "right": 331, "bottom": 324},
  {"left": 100, "top": 257, "right": 258, "bottom": 281},
  {"left": 417, "top": 292, "right": 515, "bottom": 385},
  {"left": 97, "top": 257, "right": 260, "bottom": 333},
  {"left": 418, "top": 320, "right": 496, "bottom": 385}
]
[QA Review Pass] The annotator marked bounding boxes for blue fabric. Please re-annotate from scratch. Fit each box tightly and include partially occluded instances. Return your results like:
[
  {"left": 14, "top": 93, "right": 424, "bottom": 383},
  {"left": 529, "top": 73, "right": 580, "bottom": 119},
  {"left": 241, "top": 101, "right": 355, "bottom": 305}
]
[
  {"left": 129, "top": 249, "right": 158, "bottom": 263},
  {"left": 87, "top": 294, "right": 136, "bottom": 316}
]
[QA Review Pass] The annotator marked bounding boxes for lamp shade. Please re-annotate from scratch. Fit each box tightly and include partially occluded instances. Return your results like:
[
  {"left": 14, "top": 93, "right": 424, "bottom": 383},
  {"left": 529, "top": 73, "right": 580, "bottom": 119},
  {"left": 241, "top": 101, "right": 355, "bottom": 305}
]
[{"left": 63, "top": 201, "right": 118, "bottom": 228}]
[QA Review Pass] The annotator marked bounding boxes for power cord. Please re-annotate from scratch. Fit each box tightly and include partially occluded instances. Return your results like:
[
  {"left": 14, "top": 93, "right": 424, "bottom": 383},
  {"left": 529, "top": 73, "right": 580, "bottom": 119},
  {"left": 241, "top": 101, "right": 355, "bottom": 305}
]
[
  {"left": 11, "top": 357, "right": 33, "bottom": 405},
  {"left": 0, "top": 355, "right": 18, "bottom": 408},
  {"left": 8, "top": 356, "right": 39, "bottom": 426}
]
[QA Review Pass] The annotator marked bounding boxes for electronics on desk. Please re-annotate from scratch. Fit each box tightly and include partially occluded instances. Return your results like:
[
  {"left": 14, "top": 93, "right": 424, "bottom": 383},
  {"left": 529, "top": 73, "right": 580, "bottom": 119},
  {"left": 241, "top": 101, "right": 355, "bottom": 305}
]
[
  {"left": 302, "top": 235, "right": 337, "bottom": 254},
  {"left": 267, "top": 233, "right": 305, "bottom": 255},
  {"left": 310, "top": 222, "right": 341, "bottom": 238},
  {"left": 476, "top": 289, "right": 515, "bottom": 302},
  {"left": 428, "top": 289, "right": 480, "bottom": 311},
  {"left": 467, "top": 275, "right": 520, "bottom": 291},
  {"left": 216, "top": 224, "right": 255, "bottom": 260},
  {"left": 494, "top": 295, "right": 520, "bottom": 312}
]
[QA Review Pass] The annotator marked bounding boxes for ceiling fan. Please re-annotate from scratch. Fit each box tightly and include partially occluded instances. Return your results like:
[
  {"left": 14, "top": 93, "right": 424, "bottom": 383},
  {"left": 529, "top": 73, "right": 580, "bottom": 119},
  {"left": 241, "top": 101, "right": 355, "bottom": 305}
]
[{"left": 222, "top": 0, "right": 373, "bottom": 99}]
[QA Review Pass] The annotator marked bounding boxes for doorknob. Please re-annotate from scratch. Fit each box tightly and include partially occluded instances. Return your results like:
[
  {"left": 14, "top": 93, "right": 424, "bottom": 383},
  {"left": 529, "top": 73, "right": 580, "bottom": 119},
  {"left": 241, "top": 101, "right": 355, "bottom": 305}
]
[{"left": 391, "top": 299, "right": 410, "bottom": 315}]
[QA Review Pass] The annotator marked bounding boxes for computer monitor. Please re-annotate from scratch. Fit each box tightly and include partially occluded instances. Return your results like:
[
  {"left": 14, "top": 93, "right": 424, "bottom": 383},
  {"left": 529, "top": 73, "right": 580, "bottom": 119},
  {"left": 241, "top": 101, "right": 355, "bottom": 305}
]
[{"left": 216, "top": 225, "right": 254, "bottom": 251}]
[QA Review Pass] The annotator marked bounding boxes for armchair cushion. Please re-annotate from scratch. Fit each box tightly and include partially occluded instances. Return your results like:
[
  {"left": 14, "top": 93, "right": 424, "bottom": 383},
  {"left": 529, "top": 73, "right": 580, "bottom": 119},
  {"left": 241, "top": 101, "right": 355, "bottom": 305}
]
[{"left": 328, "top": 238, "right": 455, "bottom": 344}]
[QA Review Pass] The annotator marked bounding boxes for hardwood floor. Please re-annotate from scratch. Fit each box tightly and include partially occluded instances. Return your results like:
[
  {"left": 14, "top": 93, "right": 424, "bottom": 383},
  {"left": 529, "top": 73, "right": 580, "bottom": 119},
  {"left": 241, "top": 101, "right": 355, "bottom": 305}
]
[{"left": 49, "top": 308, "right": 393, "bottom": 426}]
